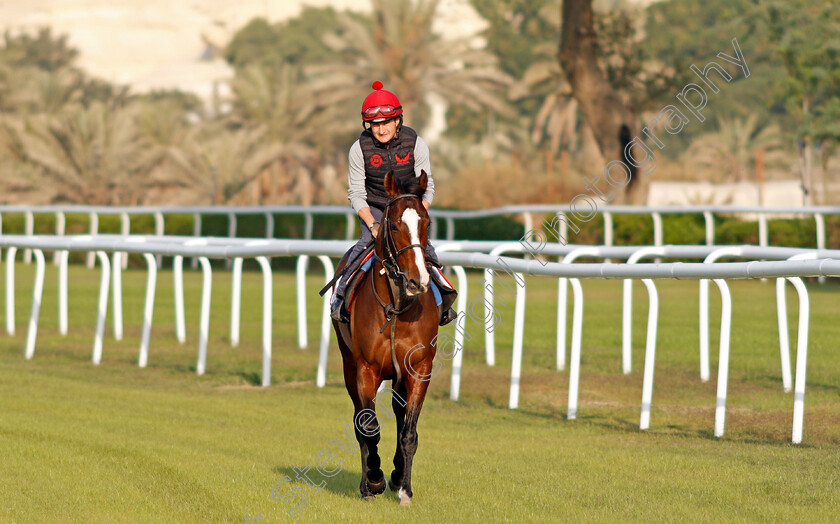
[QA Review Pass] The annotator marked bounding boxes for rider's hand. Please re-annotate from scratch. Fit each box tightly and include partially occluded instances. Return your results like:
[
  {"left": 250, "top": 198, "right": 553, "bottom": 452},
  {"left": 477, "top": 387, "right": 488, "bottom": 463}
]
[{"left": 370, "top": 222, "right": 381, "bottom": 238}]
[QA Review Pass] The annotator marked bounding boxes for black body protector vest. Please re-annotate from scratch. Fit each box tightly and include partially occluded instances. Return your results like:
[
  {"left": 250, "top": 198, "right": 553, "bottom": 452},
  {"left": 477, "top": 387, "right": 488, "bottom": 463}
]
[{"left": 358, "top": 126, "right": 418, "bottom": 211}]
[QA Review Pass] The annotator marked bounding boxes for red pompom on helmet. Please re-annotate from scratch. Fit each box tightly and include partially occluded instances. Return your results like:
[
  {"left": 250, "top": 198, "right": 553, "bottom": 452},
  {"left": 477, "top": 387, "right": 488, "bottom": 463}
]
[{"left": 361, "top": 81, "right": 403, "bottom": 123}]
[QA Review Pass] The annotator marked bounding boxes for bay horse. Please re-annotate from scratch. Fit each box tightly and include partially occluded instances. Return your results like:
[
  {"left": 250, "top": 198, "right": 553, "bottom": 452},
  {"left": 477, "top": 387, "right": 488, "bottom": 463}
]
[{"left": 332, "top": 170, "right": 438, "bottom": 506}]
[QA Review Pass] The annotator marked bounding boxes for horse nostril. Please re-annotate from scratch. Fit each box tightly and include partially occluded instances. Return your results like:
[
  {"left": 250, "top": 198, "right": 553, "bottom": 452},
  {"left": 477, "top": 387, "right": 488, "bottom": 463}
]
[
  {"left": 408, "top": 279, "right": 427, "bottom": 294},
  {"left": 408, "top": 279, "right": 428, "bottom": 295}
]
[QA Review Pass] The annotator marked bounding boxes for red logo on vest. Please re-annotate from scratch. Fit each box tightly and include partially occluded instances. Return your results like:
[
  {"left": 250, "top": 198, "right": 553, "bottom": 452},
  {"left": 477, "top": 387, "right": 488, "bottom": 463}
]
[
  {"left": 395, "top": 151, "right": 411, "bottom": 165},
  {"left": 370, "top": 154, "right": 383, "bottom": 167}
]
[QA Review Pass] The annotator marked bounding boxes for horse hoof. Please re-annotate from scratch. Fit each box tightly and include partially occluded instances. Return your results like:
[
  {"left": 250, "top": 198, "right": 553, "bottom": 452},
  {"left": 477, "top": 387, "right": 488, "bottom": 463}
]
[
  {"left": 398, "top": 487, "right": 412, "bottom": 506},
  {"left": 367, "top": 473, "right": 386, "bottom": 495},
  {"left": 388, "top": 471, "right": 401, "bottom": 492}
]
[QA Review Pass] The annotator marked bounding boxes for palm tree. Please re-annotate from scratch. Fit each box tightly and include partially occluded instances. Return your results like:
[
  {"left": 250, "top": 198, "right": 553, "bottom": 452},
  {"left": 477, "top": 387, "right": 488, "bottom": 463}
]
[
  {"left": 308, "top": 0, "right": 512, "bottom": 139},
  {"left": 685, "top": 115, "right": 788, "bottom": 183},
  {"left": 15, "top": 100, "right": 162, "bottom": 204},
  {"left": 0, "top": 115, "right": 42, "bottom": 202},
  {"left": 511, "top": 40, "right": 582, "bottom": 158},
  {"left": 226, "top": 64, "right": 341, "bottom": 204},
  {"left": 159, "top": 121, "right": 284, "bottom": 205},
  {"left": 0, "top": 66, "right": 89, "bottom": 116},
  {"left": 228, "top": 64, "right": 336, "bottom": 142}
]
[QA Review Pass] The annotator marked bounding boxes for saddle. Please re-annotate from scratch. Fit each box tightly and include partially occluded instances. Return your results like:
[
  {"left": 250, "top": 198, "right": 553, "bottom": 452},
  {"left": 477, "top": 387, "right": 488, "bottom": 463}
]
[
  {"left": 346, "top": 255, "right": 457, "bottom": 313},
  {"left": 322, "top": 244, "right": 458, "bottom": 344},
  {"left": 345, "top": 250, "right": 377, "bottom": 312},
  {"left": 318, "top": 242, "right": 375, "bottom": 298}
]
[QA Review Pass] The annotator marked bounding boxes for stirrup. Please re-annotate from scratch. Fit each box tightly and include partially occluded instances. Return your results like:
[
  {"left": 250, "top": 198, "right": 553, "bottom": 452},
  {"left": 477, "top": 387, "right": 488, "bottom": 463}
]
[
  {"left": 439, "top": 307, "right": 457, "bottom": 326},
  {"left": 331, "top": 297, "right": 349, "bottom": 323}
]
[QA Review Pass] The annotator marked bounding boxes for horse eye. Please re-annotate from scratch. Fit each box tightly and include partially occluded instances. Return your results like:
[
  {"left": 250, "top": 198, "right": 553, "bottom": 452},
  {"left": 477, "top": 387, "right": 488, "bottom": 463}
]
[{"left": 390, "top": 223, "right": 399, "bottom": 231}]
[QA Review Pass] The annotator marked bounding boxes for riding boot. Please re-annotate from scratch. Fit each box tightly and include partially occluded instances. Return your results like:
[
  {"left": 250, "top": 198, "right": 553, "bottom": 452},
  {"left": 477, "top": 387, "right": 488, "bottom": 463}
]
[
  {"left": 438, "top": 307, "right": 458, "bottom": 326},
  {"left": 428, "top": 266, "right": 458, "bottom": 326},
  {"left": 330, "top": 269, "right": 352, "bottom": 324},
  {"left": 330, "top": 295, "right": 350, "bottom": 323},
  {"left": 327, "top": 208, "right": 380, "bottom": 324}
]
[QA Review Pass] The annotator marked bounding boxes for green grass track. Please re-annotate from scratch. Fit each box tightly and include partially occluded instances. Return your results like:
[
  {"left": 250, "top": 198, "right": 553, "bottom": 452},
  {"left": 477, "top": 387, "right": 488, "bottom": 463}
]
[{"left": 1, "top": 261, "right": 839, "bottom": 522}]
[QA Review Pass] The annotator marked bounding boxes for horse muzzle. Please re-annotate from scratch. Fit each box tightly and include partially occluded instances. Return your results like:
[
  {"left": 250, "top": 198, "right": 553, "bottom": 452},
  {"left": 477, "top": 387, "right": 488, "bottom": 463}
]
[{"left": 406, "top": 278, "right": 428, "bottom": 297}]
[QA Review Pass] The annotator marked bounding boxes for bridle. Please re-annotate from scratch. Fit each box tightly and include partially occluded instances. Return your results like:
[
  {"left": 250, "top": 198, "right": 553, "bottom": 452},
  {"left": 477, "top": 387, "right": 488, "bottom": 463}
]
[
  {"left": 371, "top": 193, "right": 427, "bottom": 321},
  {"left": 370, "top": 193, "right": 428, "bottom": 386},
  {"left": 378, "top": 194, "right": 426, "bottom": 291}
]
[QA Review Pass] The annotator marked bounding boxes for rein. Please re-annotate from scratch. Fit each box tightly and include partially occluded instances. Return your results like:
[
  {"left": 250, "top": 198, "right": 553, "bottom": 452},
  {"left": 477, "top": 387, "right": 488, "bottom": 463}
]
[{"left": 369, "top": 193, "right": 426, "bottom": 387}]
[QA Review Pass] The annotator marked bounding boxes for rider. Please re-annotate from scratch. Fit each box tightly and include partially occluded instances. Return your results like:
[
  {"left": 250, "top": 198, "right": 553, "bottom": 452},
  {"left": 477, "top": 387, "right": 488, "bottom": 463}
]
[{"left": 330, "top": 81, "right": 457, "bottom": 326}]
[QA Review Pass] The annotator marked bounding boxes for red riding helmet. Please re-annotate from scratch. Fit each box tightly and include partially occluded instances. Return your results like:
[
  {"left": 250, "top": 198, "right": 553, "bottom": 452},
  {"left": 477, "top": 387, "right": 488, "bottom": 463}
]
[{"left": 361, "top": 81, "right": 403, "bottom": 123}]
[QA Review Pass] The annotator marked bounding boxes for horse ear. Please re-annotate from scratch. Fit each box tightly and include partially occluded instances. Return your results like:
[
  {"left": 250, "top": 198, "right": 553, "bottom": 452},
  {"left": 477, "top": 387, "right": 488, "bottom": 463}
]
[
  {"left": 418, "top": 170, "right": 428, "bottom": 192},
  {"left": 384, "top": 170, "right": 399, "bottom": 197}
]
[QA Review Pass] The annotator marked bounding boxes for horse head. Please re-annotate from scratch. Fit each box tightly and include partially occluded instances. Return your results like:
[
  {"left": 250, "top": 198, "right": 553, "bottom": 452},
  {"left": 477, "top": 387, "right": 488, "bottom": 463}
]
[{"left": 379, "top": 170, "right": 431, "bottom": 299}]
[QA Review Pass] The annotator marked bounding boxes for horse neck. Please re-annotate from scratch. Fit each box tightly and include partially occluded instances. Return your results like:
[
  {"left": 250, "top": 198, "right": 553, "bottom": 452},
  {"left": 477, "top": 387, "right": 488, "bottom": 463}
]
[{"left": 375, "top": 225, "right": 416, "bottom": 309}]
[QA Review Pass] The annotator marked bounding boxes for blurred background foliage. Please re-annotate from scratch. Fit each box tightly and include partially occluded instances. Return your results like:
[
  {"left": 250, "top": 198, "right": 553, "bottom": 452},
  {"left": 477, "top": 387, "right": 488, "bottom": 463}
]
[{"left": 0, "top": 0, "right": 838, "bottom": 209}]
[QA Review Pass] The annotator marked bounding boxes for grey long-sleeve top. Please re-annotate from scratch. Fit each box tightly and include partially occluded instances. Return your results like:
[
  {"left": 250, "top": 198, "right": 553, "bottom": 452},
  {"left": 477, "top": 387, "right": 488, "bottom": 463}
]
[{"left": 347, "top": 136, "right": 435, "bottom": 214}]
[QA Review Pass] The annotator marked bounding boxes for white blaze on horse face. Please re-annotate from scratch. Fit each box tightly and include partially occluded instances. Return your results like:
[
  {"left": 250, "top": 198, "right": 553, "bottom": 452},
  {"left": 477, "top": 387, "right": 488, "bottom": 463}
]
[{"left": 401, "top": 208, "right": 430, "bottom": 291}]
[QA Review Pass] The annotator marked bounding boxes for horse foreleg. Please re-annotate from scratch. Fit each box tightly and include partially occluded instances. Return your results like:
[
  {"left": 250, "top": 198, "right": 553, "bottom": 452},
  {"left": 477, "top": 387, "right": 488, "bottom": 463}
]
[
  {"left": 389, "top": 379, "right": 408, "bottom": 493},
  {"left": 338, "top": 341, "right": 375, "bottom": 498},
  {"left": 355, "top": 367, "right": 386, "bottom": 498},
  {"left": 395, "top": 376, "right": 430, "bottom": 506}
]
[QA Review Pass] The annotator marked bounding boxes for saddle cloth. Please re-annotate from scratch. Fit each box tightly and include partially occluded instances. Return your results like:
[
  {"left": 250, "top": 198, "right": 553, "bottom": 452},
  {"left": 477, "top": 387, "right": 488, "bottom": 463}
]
[{"left": 340, "top": 251, "right": 453, "bottom": 312}]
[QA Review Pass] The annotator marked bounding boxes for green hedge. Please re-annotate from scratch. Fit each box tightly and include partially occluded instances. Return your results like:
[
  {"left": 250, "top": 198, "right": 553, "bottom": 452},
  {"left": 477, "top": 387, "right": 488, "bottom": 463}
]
[
  {"left": 0, "top": 212, "right": 312, "bottom": 270},
  {"left": 0, "top": 210, "right": 528, "bottom": 241},
  {"left": 3, "top": 210, "right": 838, "bottom": 269},
  {"left": 533, "top": 212, "right": 840, "bottom": 249}
]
